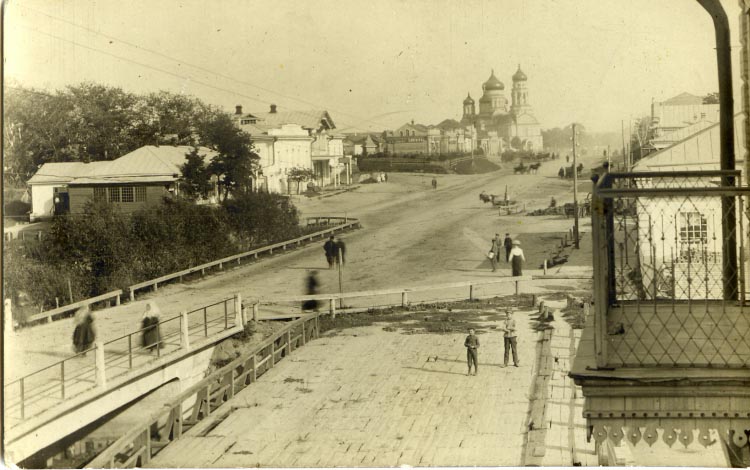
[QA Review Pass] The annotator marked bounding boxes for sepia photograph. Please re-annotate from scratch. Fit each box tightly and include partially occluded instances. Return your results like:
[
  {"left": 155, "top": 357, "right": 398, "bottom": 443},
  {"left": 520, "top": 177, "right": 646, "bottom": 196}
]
[{"left": 3, "top": 0, "right": 750, "bottom": 467}]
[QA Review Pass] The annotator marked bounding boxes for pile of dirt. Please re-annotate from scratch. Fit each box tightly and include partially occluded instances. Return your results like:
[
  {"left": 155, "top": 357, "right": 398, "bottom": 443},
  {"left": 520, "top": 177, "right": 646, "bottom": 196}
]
[{"left": 317, "top": 294, "right": 533, "bottom": 336}]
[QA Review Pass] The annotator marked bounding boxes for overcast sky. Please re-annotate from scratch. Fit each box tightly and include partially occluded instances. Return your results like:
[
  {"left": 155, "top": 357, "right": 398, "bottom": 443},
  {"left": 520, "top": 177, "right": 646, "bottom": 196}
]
[{"left": 4, "top": 0, "right": 744, "bottom": 133}]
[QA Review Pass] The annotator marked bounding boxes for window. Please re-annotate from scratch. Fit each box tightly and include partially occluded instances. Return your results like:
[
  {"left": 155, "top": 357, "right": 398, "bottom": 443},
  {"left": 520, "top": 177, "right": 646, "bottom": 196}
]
[
  {"left": 679, "top": 212, "right": 708, "bottom": 260},
  {"left": 93, "top": 187, "right": 107, "bottom": 202},
  {"left": 240, "top": 118, "right": 255, "bottom": 125},
  {"left": 121, "top": 186, "right": 134, "bottom": 203},
  {"left": 109, "top": 187, "right": 121, "bottom": 203},
  {"left": 135, "top": 186, "right": 146, "bottom": 202}
]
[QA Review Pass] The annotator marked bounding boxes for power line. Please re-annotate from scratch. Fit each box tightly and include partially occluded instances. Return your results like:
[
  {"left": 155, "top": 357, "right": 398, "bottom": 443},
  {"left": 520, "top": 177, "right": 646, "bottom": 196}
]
[{"left": 15, "top": 5, "right": 399, "bottom": 131}]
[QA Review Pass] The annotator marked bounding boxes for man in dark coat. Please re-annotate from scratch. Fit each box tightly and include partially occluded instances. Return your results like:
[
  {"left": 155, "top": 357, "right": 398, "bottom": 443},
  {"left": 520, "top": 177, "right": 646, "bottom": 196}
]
[
  {"left": 323, "top": 236, "right": 336, "bottom": 269},
  {"left": 73, "top": 307, "right": 96, "bottom": 354},
  {"left": 503, "top": 233, "right": 513, "bottom": 262},
  {"left": 335, "top": 237, "right": 346, "bottom": 266}
]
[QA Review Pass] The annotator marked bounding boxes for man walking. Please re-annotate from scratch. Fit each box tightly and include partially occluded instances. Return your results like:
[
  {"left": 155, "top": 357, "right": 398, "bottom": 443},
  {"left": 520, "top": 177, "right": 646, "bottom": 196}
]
[
  {"left": 431, "top": 177, "right": 437, "bottom": 190},
  {"left": 503, "top": 309, "right": 519, "bottom": 367},
  {"left": 503, "top": 233, "right": 513, "bottom": 262},
  {"left": 464, "top": 328, "right": 479, "bottom": 375},
  {"left": 323, "top": 235, "right": 336, "bottom": 269}
]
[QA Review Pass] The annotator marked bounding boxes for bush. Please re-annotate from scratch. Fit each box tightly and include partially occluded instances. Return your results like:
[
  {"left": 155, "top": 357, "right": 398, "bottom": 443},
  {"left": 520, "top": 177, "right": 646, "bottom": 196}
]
[
  {"left": 4, "top": 200, "right": 30, "bottom": 217},
  {"left": 4, "top": 194, "right": 304, "bottom": 313}
]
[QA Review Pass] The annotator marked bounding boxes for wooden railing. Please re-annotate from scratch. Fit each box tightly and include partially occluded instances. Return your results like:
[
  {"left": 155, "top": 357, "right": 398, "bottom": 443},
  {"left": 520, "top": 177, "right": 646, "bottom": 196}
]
[
  {"left": 25, "top": 290, "right": 123, "bottom": 325},
  {"left": 4, "top": 296, "right": 241, "bottom": 427},
  {"left": 87, "top": 310, "right": 322, "bottom": 468},
  {"left": 19, "top": 217, "right": 360, "bottom": 325}
]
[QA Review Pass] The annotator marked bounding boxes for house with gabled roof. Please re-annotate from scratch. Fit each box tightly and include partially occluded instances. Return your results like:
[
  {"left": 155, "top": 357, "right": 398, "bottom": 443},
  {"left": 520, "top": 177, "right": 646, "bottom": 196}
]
[
  {"left": 27, "top": 146, "right": 218, "bottom": 220},
  {"left": 234, "top": 104, "right": 348, "bottom": 191}
]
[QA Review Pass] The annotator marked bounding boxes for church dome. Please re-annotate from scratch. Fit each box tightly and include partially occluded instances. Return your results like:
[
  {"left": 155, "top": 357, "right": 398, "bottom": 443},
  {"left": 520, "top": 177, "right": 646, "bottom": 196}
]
[
  {"left": 463, "top": 93, "right": 474, "bottom": 105},
  {"left": 483, "top": 70, "right": 505, "bottom": 91},
  {"left": 512, "top": 65, "right": 527, "bottom": 82}
]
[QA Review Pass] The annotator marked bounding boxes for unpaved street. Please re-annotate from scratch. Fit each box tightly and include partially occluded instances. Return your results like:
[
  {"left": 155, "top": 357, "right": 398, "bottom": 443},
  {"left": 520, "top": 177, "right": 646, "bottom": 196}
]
[{"left": 6, "top": 157, "right": 598, "bottom": 380}]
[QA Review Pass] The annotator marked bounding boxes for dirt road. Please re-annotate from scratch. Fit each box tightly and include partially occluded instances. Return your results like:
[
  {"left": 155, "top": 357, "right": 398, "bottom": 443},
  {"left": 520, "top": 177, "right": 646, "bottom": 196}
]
[{"left": 6, "top": 156, "right": 598, "bottom": 380}]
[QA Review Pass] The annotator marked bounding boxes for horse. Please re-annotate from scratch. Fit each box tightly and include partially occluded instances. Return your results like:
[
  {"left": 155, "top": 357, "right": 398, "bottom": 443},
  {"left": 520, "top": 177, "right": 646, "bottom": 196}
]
[{"left": 529, "top": 162, "right": 542, "bottom": 174}]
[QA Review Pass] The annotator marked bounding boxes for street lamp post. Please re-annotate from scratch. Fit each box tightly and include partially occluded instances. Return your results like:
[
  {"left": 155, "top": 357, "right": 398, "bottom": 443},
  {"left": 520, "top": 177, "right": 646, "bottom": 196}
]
[{"left": 572, "top": 124, "right": 580, "bottom": 249}]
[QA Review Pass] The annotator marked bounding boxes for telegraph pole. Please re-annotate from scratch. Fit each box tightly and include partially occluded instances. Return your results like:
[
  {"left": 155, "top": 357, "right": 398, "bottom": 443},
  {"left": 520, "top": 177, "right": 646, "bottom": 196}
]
[
  {"left": 572, "top": 124, "right": 580, "bottom": 249},
  {"left": 621, "top": 120, "right": 626, "bottom": 171}
]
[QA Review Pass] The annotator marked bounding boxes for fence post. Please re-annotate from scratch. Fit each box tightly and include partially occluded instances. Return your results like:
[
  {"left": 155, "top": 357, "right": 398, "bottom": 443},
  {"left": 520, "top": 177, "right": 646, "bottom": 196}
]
[
  {"left": 253, "top": 302, "right": 259, "bottom": 323},
  {"left": 95, "top": 341, "right": 106, "bottom": 389},
  {"left": 544, "top": 259, "right": 548, "bottom": 275},
  {"left": 515, "top": 281, "right": 520, "bottom": 296},
  {"left": 469, "top": 284, "right": 474, "bottom": 301},
  {"left": 402, "top": 291, "right": 408, "bottom": 307},
  {"left": 115, "top": 293, "right": 121, "bottom": 306},
  {"left": 129, "top": 289, "right": 135, "bottom": 303},
  {"left": 329, "top": 298, "right": 336, "bottom": 318},
  {"left": 234, "top": 294, "right": 242, "bottom": 327},
  {"left": 181, "top": 311, "right": 190, "bottom": 350}
]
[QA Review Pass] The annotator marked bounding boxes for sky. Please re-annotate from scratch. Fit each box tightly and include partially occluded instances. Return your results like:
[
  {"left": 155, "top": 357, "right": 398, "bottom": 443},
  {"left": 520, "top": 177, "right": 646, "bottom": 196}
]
[{"left": 4, "top": 0, "right": 745, "bottom": 133}]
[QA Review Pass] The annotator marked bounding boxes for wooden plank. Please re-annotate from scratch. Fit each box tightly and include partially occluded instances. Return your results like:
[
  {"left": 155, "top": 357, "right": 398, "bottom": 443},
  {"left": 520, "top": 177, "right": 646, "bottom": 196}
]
[{"left": 26, "top": 289, "right": 124, "bottom": 323}]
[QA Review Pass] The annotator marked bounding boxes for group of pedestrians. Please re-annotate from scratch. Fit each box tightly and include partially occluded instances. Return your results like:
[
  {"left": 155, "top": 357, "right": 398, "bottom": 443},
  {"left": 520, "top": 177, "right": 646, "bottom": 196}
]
[
  {"left": 71, "top": 301, "right": 163, "bottom": 355},
  {"left": 323, "top": 235, "right": 347, "bottom": 269},
  {"left": 488, "top": 233, "right": 525, "bottom": 275},
  {"left": 464, "top": 308, "right": 519, "bottom": 376}
]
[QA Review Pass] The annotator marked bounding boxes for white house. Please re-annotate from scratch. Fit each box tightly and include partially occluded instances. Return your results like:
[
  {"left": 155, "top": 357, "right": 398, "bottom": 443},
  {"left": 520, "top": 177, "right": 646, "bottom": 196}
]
[
  {"left": 632, "top": 112, "right": 747, "bottom": 299},
  {"left": 234, "top": 105, "right": 347, "bottom": 192}
]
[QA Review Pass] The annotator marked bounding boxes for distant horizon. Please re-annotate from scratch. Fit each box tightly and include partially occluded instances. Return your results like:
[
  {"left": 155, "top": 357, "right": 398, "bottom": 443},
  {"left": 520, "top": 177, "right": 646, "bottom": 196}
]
[{"left": 4, "top": 0, "right": 743, "bottom": 135}]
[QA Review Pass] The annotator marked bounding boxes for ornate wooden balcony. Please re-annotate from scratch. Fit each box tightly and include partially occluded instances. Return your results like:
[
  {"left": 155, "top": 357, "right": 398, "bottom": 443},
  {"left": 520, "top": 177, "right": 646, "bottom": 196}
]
[{"left": 570, "top": 170, "right": 750, "bottom": 463}]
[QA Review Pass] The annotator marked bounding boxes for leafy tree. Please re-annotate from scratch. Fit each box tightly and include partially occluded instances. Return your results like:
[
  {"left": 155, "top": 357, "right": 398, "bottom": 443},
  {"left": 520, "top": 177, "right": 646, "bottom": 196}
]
[
  {"left": 703, "top": 92, "right": 720, "bottom": 104},
  {"left": 201, "top": 113, "right": 260, "bottom": 200},
  {"left": 629, "top": 115, "right": 652, "bottom": 164},
  {"left": 287, "top": 167, "right": 316, "bottom": 194},
  {"left": 179, "top": 147, "right": 213, "bottom": 200}
]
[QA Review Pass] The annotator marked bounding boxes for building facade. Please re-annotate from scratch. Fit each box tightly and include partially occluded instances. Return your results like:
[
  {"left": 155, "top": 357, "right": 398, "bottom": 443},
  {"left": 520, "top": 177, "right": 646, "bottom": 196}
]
[
  {"left": 460, "top": 67, "right": 543, "bottom": 152},
  {"left": 235, "top": 105, "right": 348, "bottom": 191}
]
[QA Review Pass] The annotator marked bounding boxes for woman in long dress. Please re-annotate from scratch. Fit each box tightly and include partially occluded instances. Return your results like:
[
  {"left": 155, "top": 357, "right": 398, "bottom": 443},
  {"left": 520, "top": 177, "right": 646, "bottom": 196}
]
[
  {"left": 72, "top": 306, "right": 96, "bottom": 354},
  {"left": 508, "top": 239, "right": 526, "bottom": 276},
  {"left": 141, "top": 301, "right": 162, "bottom": 352}
]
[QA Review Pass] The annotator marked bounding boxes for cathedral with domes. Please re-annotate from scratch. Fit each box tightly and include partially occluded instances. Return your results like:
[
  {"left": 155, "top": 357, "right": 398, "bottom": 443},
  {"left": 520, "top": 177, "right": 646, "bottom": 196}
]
[{"left": 460, "top": 66, "right": 543, "bottom": 153}]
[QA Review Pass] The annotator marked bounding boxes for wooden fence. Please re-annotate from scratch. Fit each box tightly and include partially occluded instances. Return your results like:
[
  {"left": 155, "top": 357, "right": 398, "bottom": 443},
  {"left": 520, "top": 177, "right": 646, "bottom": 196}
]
[
  {"left": 18, "top": 216, "right": 360, "bottom": 326},
  {"left": 87, "top": 309, "right": 323, "bottom": 468}
]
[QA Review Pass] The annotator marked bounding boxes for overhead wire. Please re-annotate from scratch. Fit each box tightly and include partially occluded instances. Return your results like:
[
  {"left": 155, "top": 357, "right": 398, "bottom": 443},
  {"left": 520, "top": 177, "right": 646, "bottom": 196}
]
[{"left": 14, "top": 5, "right": 401, "bottom": 131}]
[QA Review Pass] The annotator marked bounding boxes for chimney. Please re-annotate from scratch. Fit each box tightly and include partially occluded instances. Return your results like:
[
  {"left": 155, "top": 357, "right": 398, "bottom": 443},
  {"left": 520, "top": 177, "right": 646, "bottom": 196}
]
[
  {"left": 235, "top": 105, "right": 243, "bottom": 115},
  {"left": 411, "top": 119, "right": 414, "bottom": 125},
  {"left": 270, "top": 104, "right": 277, "bottom": 114}
]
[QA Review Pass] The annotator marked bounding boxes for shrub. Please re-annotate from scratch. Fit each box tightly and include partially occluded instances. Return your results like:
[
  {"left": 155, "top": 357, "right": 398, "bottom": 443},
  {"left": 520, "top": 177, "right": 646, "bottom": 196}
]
[{"left": 4, "top": 200, "right": 30, "bottom": 217}]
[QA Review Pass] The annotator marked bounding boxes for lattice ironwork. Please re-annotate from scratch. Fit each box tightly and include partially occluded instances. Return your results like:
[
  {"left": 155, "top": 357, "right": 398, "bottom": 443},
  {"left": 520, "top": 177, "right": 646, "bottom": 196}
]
[{"left": 592, "top": 171, "right": 750, "bottom": 368}]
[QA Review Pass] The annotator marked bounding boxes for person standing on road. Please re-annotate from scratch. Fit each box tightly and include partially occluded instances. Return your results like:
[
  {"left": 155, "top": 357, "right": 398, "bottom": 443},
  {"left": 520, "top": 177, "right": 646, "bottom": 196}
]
[
  {"left": 503, "top": 309, "right": 519, "bottom": 367},
  {"left": 503, "top": 233, "right": 513, "bottom": 262},
  {"left": 508, "top": 239, "right": 526, "bottom": 276},
  {"left": 431, "top": 177, "right": 437, "bottom": 190},
  {"left": 302, "top": 271, "right": 320, "bottom": 312},
  {"left": 464, "top": 328, "right": 479, "bottom": 375},
  {"left": 336, "top": 236, "right": 346, "bottom": 266},
  {"left": 324, "top": 235, "right": 336, "bottom": 269},
  {"left": 489, "top": 234, "right": 501, "bottom": 272},
  {"left": 72, "top": 306, "right": 96, "bottom": 354}
]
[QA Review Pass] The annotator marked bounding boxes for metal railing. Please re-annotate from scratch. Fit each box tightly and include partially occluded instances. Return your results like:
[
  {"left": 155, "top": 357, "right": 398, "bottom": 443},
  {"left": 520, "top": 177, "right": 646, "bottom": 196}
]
[
  {"left": 3, "top": 297, "right": 238, "bottom": 427},
  {"left": 87, "top": 311, "right": 322, "bottom": 468},
  {"left": 590, "top": 170, "right": 750, "bottom": 368}
]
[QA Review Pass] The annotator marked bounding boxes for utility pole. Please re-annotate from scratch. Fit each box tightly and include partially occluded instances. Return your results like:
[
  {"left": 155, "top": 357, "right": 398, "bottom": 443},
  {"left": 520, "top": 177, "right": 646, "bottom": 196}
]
[
  {"left": 621, "top": 120, "right": 626, "bottom": 171},
  {"left": 337, "top": 250, "right": 344, "bottom": 309},
  {"left": 572, "top": 124, "right": 580, "bottom": 249}
]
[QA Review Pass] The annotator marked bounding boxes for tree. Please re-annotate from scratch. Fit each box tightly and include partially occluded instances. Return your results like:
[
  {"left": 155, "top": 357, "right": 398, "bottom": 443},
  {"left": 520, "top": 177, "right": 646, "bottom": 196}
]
[
  {"left": 629, "top": 115, "right": 652, "bottom": 164},
  {"left": 287, "top": 167, "right": 316, "bottom": 194},
  {"left": 179, "top": 147, "right": 213, "bottom": 200},
  {"left": 703, "top": 92, "right": 720, "bottom": 104},
  {"left": 200, "top": 113, "right": 260, "bottom": 201}
]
